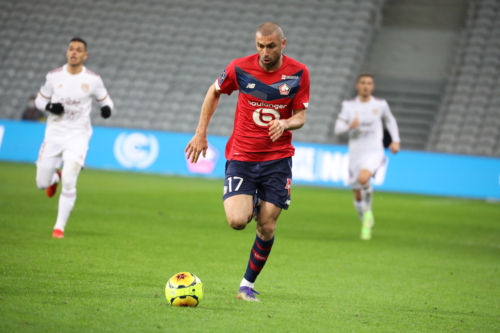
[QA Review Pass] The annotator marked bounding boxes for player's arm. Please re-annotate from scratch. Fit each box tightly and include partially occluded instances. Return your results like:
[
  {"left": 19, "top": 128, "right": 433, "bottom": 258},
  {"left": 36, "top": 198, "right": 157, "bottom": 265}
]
[
  {"left": 333, "top": 117, "right": 347, "bottom": 135},
  {"left": 185, "top": 83, "right": 222, "bottom": 163},
  {"left": 268, "top": 108, "right": 306, "bottom": 142},
  {"left": 94, "top": 76, "right": 114, "bottom": 118},
  {"left": 97, "top": 94, "right": 114, "bottom": 119},
  {"left": 382, "top": 102, "right": 400, "bottom": 153},
  {"left": 35, "top": 74, "right": 64, "bottom": 115},
  {"left": 35, "top": 91, "right": 51, "bottom": 111},
  {"left": 334, "top": 103, "right": 358, "bottom": 135}
]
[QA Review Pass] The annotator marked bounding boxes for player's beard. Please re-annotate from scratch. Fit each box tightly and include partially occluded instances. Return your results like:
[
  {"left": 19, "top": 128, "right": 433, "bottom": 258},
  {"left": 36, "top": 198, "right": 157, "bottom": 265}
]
[{"left": 261, "top": 53, "right": 281, "bottom": 70}]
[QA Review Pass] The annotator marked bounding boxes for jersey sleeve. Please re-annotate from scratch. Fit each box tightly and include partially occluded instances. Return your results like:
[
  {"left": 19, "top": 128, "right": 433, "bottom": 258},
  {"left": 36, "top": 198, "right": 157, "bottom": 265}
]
[
  {"left": 381, "top": 100, "right": 401, "bottom": 143},
  {"left": 93, "top": 75, "right": 109, "bottom": 101},
  {"left": 338, "top": 101, "right": 351, "bottom": 122},
  {"left": 214, "top": 60, "right": 238, "bottom": 95},
  {"left": 333, "top": 101, "right": 351, "bottom": 134},
  {"left": 39, "top": 73, "right": 53, "bottom": 99},
  {"left": 292, "top": 66, "right": 310, "bottom": 110}
]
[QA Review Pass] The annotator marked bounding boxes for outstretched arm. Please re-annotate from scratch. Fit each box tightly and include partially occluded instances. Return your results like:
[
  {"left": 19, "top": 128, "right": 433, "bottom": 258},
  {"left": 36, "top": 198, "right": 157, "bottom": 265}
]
[
  {"left": 97, "top": 94, "right": 114, "bottom": 119},
  {"left": 383, "top": 107, "right": 400, "bottom": 154},
  {"left": 268, "top": 108, "right": 306, "bottom": 142},
  {"left": 35, "top": 92, "right": 50, "bottom": 111},
  {"left": 36, "top": 73, "right": 53, "bottom": 111},
  {"left": 185, "top": 83, "right": 221, "bottom": 163},
  {"left": 334, "top": 102, "right": 358, "bottom": 135},
  {"left": 334, "top": 117, "right": 359, "bottom": 135}
]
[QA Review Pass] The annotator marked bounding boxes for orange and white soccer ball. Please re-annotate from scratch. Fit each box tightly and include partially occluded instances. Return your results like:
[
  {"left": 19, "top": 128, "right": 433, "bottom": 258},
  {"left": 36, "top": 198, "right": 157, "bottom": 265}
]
[{"left": 165, "top": 272, "right": 203, "bottom": 307}]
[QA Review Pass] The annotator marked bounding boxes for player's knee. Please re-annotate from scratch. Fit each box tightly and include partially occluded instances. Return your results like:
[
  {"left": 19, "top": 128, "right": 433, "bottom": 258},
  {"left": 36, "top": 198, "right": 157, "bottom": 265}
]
[
  {"left": 61, "top": 161, "right": 81, "bottom": 192},
  {"left": 257, "top": 221, "right": 276, "bottom": 237},
  {"left": 226, "top": 214, "right": 251, "bottom": 230},
  {"left": 36, "top": 177, "right": 51, "bottom": 189},
  {"left": 358, "top": 174, "right": 370, "bottom": 186},
  {"left": 61, "top": 178, "right": 76, "bottom": 192},
  {"left": 227, "top": 215, "right": 249, "bottom": 230},
  {"left": 60, "top": 171, "right": 77, "bottom": 191}
]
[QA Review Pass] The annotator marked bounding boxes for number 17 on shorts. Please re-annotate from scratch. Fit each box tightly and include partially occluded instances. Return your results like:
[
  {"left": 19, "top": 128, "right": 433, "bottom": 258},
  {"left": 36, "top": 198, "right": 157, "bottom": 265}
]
[{"left": 224, "top": 176, "right": 244, "bottom": 195}]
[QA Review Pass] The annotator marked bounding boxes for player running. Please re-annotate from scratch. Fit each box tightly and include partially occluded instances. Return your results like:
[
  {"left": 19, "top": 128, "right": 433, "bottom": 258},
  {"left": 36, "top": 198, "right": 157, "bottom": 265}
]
[
  {"left": 334, "top": 74, "right": 400, "bottom": 240},
  {"left": 186, "top": 22, "right": 310, "bottom": 301},
  {"left": 34, "top": 37, "right": 114, "bottom": 238}
]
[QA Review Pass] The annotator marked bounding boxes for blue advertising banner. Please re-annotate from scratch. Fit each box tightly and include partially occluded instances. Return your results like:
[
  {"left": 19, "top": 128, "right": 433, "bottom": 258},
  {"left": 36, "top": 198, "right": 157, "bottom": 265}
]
[
  {"left": 1, "top": 119, "right": 499, "bottom": 200},
  {"left": 291, "top": 143, "right": 500, "bottom": 200}
]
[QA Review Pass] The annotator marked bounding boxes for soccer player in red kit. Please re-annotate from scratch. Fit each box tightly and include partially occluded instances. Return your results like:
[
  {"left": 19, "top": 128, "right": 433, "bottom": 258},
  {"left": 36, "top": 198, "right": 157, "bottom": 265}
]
[{"left": 186, "top": 22, "right": 310, "bottom": 302}]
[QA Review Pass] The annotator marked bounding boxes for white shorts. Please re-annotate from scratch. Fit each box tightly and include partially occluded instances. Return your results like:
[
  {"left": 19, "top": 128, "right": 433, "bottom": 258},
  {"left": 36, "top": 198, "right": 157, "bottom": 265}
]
[
  {"left": 36, "top": 136, "right": 89, "bottom": 168},
  {"left": 349, "top": 151, "right": 386, "bottom": 189}
]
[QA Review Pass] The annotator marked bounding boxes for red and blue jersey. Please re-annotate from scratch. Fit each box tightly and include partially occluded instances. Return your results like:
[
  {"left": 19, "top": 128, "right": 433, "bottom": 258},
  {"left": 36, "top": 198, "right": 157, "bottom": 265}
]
[{"left": 215, "top": 54, "right": 310, "bottom": 162}]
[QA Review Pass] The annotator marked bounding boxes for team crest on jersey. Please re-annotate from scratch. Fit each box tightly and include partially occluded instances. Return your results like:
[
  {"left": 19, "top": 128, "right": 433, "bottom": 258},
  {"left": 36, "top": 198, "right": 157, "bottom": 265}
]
[
  {"left": 372, "top": 108, "right": 379, "bottom": 115},
  {"left": 218, "top": 69, "right": 227, "bottom": 86},
  {"left": 279, "top": 83, "right": 290, "bottom": 95},
  {"left": 81, "top": 84, "right": 89, "bottom": 93}
]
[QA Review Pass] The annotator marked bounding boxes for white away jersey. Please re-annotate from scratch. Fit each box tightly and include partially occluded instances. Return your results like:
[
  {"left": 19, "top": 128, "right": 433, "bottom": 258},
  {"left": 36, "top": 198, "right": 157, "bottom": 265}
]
[
  {"left": 39, "top": 64, "right": 108, "bottom": 139},
  {"left": 338, "top": 96, "right": 400, "bottom": 155}
]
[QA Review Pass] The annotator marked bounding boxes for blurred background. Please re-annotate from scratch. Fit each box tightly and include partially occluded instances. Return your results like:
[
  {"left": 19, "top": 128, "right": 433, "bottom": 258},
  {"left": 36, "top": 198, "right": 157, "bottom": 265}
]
[{"left": 0, "top": 0, "right": 499, "bottom": 157}]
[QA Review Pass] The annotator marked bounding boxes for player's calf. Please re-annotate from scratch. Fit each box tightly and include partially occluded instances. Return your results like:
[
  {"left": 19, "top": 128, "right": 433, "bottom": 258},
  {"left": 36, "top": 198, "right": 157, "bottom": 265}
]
[{"left": 255, "top": 201, "right": 280, "bottom": 240}]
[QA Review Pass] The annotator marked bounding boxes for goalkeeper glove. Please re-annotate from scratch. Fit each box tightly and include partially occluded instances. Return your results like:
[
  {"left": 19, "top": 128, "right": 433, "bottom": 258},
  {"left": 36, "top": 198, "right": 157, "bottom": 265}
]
[
  {"left": 45, "top": 103, "right": 64, "bottom": 115},
  {"left": 100, "top": 106, "right": 111, "bottom": 119}
]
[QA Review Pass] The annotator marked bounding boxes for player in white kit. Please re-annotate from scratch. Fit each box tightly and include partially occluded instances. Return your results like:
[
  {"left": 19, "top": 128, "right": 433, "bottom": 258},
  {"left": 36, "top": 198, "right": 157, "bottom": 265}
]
[
  {"left": 34, "top": 37, "right": 114, "bottom": 238},
  {"left": 334, "top": 74, "right": 400, "bottom": 240}
]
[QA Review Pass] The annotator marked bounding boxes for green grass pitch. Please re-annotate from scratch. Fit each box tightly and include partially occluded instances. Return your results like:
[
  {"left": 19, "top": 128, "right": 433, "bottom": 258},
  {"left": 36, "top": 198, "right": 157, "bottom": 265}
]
[{"left": 0, "top": 161, "right": 499, "bottom": 332}]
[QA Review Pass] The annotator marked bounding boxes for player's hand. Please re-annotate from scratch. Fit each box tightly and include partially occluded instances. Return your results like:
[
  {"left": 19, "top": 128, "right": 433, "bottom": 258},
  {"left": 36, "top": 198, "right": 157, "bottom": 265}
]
[
  {"left": 45, "top": 103, "right": 64, "bottom": 115},
  {"left": 101, "top": 106, "right": 111, "bottom": 119},
  {"left": 268, "top": 119, "right": 288, "bottom": 142},
  {"left": 349, "top": 117, "right": 359, "bottom": 129},
  {"left": 389, "top": 142, "right": 400, "bottom": 154},
  {"left": 185, "top": 133, "right": 208, "bottom": 163}
]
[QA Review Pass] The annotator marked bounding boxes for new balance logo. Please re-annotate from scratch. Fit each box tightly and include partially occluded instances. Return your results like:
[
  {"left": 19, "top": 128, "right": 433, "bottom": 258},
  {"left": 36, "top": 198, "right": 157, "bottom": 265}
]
[{"left": 246, "top": 83, "right": 256, "bottom": 89}]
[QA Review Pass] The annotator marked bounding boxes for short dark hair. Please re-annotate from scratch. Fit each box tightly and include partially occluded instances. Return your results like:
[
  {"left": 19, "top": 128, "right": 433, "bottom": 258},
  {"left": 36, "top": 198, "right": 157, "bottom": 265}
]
[
  {"left": 357, "top": 74, "right": 374, "bottom": 82},
  {"left": 70, "top": 37, "right": 87, "bottom": 50},
  {"left": 256, "top": 22, "right": 285, "bottom": 40}
]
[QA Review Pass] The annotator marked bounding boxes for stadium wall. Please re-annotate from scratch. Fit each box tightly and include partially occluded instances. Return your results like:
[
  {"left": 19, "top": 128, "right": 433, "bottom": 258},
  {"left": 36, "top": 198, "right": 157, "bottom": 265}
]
[{"left": 1, "top": 119, "right": 499, "bottom": 200}]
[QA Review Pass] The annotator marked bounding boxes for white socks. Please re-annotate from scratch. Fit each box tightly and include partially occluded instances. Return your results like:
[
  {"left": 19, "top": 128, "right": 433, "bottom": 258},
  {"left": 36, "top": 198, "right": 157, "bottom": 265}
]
[
  {"left": 361, "top": 184, "right": 373, "bottom": 212},
  {"left": 51, "top": 171, "right": 60, "bottom": 185},
  {"left": 240, "top": 278, "right": 255, "bottom": 289},
  {"left": 53, "top": 188, "right": 77, "bottom": 231},
  {"left": 354, "top": 184, "right": 373, "bottom": 221},
  {"left": 354, "top": 200, "right": 364, "bottom": 221}
]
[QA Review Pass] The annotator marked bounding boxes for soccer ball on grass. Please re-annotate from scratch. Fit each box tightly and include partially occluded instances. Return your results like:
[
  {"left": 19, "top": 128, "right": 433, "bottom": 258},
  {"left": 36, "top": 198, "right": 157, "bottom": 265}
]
[{"left": 165, "top": 272, "right": 203, "bottom": 307}]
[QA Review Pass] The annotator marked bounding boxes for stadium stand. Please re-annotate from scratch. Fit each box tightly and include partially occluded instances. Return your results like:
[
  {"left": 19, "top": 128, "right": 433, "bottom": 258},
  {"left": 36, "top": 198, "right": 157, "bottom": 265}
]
[
  {"left": 360, "top": 0, "right": 469, "bottom": 151},
  {"left": 0, "top": 0, "right": 385, "bottom": 144},
  {"left": 428, "top": 0, "right": 500, "bottom": 156}
]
